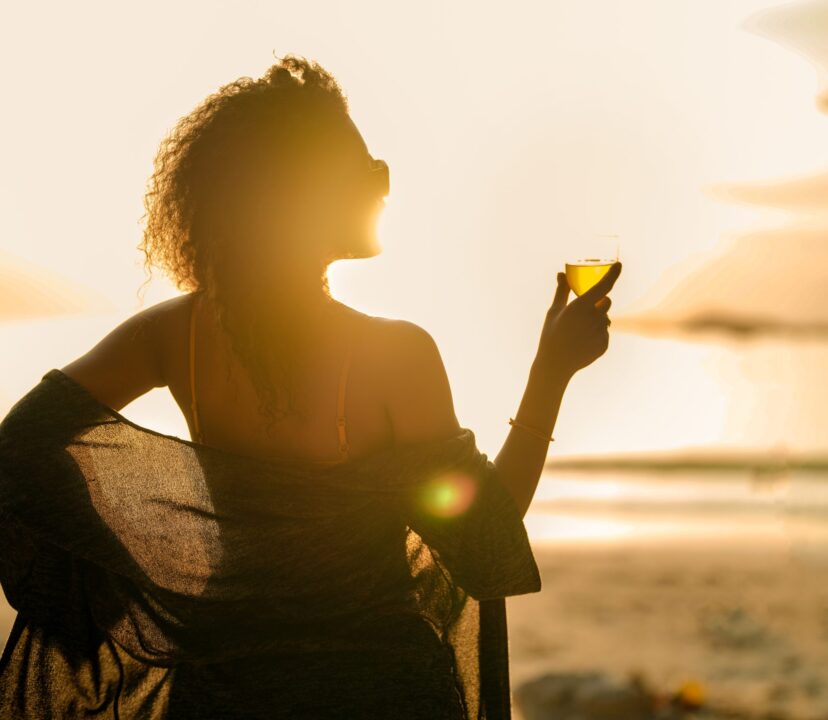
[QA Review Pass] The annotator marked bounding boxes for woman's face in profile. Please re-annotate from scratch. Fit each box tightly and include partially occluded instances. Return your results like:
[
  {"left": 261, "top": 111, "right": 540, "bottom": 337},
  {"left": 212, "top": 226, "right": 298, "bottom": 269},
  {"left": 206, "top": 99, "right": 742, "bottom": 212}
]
[{"left": 274, "top": 115, "right": 387, "bottom": 264}]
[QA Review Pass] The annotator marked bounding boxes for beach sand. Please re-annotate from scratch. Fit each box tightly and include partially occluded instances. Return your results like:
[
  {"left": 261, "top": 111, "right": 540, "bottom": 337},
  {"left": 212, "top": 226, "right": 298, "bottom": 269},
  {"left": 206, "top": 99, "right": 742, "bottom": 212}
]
[{"left": 508, "top": 539, "right": 828, "bottom": 720}]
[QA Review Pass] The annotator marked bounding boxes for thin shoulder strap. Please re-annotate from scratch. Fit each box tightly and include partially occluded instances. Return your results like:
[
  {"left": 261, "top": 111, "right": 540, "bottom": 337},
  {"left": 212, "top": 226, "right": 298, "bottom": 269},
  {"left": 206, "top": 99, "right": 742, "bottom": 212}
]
[
  {"left": 335, "top": 318, "right": 362, "bottom": 458},
  {"left": 335, "top": 337, "right": 352, "bottom": 458},
  {"left": 189, "top": 292, "right": 202, "bottom": 443}
]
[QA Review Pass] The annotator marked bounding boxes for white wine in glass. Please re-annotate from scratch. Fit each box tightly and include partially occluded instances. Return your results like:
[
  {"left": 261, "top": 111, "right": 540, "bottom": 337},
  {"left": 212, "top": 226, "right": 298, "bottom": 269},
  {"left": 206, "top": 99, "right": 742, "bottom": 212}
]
[{"left": 565, "top": 234, "right": 620, "bottom": 297}]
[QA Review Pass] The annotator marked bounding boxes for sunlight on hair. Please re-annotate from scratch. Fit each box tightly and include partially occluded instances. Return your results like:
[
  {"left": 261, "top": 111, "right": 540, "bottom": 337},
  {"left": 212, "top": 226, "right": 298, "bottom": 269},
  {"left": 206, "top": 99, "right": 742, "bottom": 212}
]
[{"left": 417, "top": 470, "right": 477, "bottom": 518}]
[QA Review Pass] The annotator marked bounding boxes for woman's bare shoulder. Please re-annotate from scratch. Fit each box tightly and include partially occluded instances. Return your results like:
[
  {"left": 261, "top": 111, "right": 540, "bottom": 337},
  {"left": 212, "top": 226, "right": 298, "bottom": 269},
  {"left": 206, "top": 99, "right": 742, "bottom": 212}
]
[
  {"left": 362, "top": 314, "right": 461, "bottom": 443},
  {"left": 359, "top": 315, "right": 443, "bottom": 372},
  {"left": 361, "top": 314, "right": 437, "bottom": 349},
  {"left": 147, "top": 290, "right": 197, "bottom": 348}
]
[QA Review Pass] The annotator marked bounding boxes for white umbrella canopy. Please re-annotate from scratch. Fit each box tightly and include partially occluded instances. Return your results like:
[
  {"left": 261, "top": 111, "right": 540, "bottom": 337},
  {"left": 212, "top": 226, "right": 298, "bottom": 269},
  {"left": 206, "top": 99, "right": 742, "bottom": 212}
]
[
  {"left": 744, "top": 0, "right": 828, "bottom": 114},
  {"left": 613, "top": 0, "right": 828, "bottom": 342},
  {"left": 0, "top": 248, "right": 113, "bottom": 321},
  {"left": 613, "top": 220, "right": 828, "bottom": 340}
]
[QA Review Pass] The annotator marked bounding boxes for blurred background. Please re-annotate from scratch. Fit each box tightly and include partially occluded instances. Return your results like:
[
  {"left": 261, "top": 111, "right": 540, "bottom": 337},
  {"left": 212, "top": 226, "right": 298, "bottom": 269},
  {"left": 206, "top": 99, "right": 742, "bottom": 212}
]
[{"left": 2, "top": 1, "right": 827, "bottom": 717}]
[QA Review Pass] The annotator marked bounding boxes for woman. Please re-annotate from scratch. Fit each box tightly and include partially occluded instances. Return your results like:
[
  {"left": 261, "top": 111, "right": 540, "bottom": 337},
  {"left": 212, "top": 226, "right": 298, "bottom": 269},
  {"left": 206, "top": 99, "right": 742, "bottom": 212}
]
[
  {"left": 0, "top": 55, "right": 621, "bottom": 718},
  {"left": 58, "top": 54, "right": 621, "bottom": 512}
]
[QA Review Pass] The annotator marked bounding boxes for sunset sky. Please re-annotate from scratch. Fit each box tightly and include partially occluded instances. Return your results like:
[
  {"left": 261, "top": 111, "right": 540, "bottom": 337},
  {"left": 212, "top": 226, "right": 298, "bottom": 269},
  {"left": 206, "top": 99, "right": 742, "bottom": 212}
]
[{"left": 2, "top": 0, "right": 827, "bottom": 458}]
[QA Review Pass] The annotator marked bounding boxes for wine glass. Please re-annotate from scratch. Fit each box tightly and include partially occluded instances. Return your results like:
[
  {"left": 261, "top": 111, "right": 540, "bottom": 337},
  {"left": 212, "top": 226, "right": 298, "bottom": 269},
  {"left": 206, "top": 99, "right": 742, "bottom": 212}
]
[{"left": 564, "top": 234, "right": 620, "bottom": 297}]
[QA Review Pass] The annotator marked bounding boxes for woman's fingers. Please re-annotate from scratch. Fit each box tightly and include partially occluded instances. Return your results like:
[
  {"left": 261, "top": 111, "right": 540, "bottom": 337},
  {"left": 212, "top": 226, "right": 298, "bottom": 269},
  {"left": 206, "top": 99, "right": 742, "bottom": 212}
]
[
  {"left": 579, "top": 261, "right": 622, "bottom": 305},
  {"left": 594, "top": 296, "right": 611, "bottom": 313},
  {"left": 593, "top": 297, "right": 612, "bottom": 329},
  {"left": 592, "top": 306, "right": 611, "bottom": 333},
  {"left": 550, "top": 272, "right": 571, "bottom": 315},
  {"left": 580, "top": 311, "right": 609, "bottom": 346}
]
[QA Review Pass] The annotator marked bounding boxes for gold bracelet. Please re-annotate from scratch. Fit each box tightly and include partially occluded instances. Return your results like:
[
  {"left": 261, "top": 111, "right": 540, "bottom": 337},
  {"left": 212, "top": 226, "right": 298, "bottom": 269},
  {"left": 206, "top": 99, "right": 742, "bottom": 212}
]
[{"left": 508, "top": 417, "right": 555, "bottom": 443}]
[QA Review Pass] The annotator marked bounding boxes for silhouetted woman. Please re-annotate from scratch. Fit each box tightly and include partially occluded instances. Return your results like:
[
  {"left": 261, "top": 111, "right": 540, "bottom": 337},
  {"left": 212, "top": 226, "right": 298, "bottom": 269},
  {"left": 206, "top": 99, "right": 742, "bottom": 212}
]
[{"left": 2, "top": 54, "right": 620, "bottom": 718}]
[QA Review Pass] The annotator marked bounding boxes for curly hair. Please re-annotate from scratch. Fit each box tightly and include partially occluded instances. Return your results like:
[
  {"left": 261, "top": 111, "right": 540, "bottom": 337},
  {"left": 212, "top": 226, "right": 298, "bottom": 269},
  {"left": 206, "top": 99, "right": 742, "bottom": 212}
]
[{"left": 136, "top": 53, "right": 356, "bottom": 433}]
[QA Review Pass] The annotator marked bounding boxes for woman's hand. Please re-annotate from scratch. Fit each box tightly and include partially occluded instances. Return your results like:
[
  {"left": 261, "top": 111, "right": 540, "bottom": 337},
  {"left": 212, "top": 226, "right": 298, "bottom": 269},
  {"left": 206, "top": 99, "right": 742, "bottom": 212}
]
[
  {"left": 494, "top": 261, "right": 621, "bottom": 517},
  {"left": 535, "top": 261, "right": 622, "bottom": 379}
]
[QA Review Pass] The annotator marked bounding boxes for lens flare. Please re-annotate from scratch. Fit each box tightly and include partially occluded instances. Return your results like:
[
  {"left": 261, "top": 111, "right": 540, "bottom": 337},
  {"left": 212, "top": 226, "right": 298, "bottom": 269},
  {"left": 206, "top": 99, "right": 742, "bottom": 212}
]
[{"left": 417, "top": 471, "right": 477, "bottom": 518}]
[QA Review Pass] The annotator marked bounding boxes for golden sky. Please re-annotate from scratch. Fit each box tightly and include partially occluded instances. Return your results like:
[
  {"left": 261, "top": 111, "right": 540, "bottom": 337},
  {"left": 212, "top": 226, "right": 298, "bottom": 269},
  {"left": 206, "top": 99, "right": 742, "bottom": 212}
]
[{"left": 2, "top": 0, "right": 827, "bottom": 456}]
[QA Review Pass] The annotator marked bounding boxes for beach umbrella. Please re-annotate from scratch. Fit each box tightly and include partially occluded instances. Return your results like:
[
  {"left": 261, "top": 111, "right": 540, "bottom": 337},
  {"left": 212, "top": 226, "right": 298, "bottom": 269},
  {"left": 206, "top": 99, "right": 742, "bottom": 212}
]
[
  {"left": 744, "top": 0, "right": 828, "bottom": 114},
  {"left": 614, "top": 1, "right": 828, "bottom": 342}
]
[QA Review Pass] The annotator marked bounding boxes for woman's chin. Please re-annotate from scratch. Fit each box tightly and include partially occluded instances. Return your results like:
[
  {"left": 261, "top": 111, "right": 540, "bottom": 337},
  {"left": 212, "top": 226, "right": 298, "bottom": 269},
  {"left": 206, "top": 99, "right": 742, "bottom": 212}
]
[{"left": 339, "top": 235, "right": 382, "bottom": 260}]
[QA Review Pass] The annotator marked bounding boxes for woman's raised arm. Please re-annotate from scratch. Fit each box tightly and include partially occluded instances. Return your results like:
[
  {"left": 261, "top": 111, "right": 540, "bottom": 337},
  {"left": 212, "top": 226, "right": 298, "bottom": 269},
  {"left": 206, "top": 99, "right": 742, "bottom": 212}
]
[
  {"left": 379, "top": 259, "right": 621, "bottom": 519},
  {"left": 495, "top": 261, "right": 622, "bottom": 517}
]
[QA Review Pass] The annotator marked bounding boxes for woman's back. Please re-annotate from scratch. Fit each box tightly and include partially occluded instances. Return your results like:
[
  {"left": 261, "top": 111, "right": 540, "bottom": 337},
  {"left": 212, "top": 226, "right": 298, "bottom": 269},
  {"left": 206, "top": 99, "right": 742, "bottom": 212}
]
[{"left": 163, "top": 292, "right": 398, "bottom": 467}]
